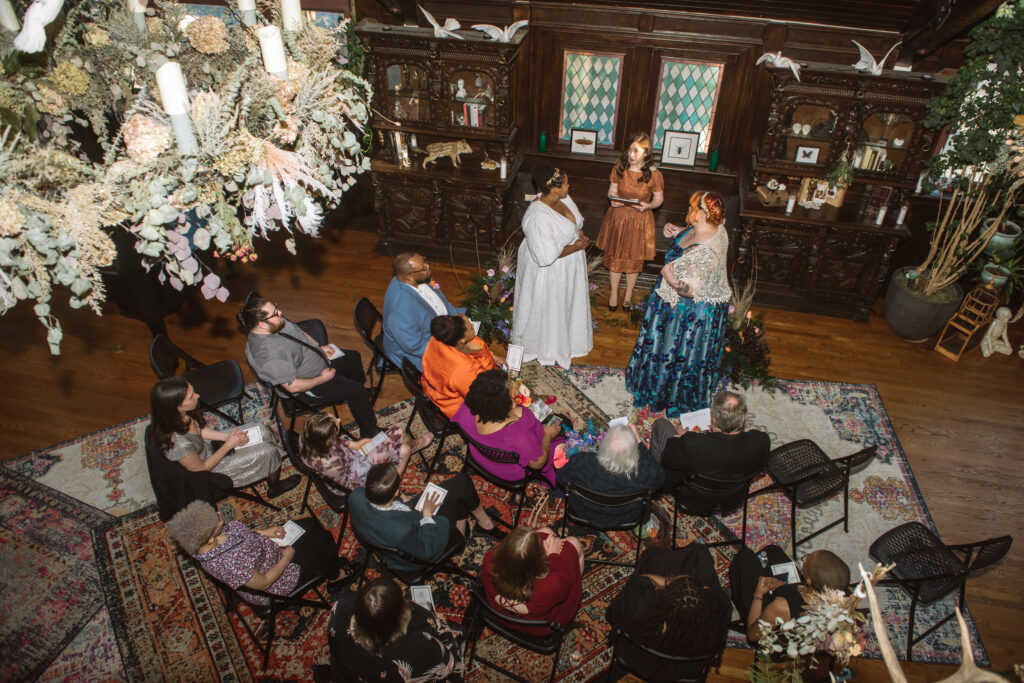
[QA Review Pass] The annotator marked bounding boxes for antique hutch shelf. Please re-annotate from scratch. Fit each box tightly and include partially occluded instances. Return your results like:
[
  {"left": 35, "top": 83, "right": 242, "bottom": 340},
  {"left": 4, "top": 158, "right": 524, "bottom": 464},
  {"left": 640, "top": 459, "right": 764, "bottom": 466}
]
[
  {"left": 739, "top": 63, "right": 946, "bottom": 320},
  {"left": 357, "top": 21, "right": 526, "bottom": 262}
]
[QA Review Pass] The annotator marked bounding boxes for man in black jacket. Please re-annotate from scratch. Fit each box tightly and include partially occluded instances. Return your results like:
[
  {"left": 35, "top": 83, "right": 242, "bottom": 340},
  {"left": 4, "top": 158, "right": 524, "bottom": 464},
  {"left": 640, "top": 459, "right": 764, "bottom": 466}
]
[{"left": 652, "top": 391, "right": 770, "bottom": 515}]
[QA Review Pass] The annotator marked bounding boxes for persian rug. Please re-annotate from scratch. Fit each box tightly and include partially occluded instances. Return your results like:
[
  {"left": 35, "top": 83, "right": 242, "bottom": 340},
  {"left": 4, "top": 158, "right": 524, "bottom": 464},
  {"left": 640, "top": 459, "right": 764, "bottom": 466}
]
[
  {"left": 563, "top": 365, "right": 989, "bottom": 668},
  {"left": 0, "top": 469, "right": 113, "bottom": 682},
  {"left": 6, "top": 366, "right": 987, "bottom": 682}
]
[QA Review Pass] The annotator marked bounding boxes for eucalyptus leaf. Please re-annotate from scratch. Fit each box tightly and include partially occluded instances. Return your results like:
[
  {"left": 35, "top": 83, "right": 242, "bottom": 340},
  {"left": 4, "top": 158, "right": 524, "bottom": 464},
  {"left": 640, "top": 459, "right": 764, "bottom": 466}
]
[
  {"left": 70, "top": 278, "right": 92, "bottom": 296},
  {"left": 69, "top": 296, "right": 88, "bottom": 309}
]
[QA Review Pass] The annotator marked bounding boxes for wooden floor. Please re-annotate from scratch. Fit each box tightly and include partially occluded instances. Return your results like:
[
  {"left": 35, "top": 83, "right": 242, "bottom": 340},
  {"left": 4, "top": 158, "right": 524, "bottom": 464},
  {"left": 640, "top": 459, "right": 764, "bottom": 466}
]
[{"left": 1, "top": 226, "right": 1021, "bottom": 681}]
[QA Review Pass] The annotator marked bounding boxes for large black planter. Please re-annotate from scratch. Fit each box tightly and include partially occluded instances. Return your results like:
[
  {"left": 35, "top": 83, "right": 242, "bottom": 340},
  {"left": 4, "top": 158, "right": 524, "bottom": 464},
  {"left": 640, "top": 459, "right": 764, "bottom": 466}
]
[{"left": 884, "top": 267, "right": 964, "bottom": 341}]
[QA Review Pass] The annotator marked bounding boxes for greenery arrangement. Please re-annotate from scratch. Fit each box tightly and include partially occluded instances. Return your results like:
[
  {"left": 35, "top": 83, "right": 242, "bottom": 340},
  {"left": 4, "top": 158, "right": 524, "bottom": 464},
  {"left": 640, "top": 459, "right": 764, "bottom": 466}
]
[
  {"left": 721, "top": 272, "right": 779, "bottom": 393},
  {"left": 1, "top": 0, "right": 372, "bottom": 352},
  {"left": 460, "top": 247, "right": 516, "bottom": 343},
  {"left": 825, "top": 147, "right": 854, "bottom": 190},
  {"left": 908, "top": 2, "right": 1024, "bottom": 299}
]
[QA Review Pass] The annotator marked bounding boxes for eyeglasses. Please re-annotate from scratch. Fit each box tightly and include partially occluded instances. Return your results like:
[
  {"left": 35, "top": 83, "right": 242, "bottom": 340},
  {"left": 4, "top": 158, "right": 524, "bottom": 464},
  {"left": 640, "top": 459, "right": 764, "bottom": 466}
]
[
  {"left": 264, "top": 304, "right": 282, "bottom": 321},
  {"left": 409, "top": 260, "right": 430, "bottom": 274}
]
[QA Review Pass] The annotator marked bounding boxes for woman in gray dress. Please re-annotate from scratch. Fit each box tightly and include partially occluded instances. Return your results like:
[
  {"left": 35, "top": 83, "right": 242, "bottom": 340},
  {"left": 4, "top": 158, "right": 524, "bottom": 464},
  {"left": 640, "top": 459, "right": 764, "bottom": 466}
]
[{"left": 150, "top": 378, "right": 300, "bottom": 497}]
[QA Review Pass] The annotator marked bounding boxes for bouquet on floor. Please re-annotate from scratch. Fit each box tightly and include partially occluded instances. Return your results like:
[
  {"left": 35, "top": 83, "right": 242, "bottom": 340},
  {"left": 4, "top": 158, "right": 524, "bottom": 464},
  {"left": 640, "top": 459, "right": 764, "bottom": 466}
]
[
  {"left": 1, "top": 0, "right": 371, "bottom": 353},
  {"left": 720, "top": 270, "right": 780, "bottom": 392}
]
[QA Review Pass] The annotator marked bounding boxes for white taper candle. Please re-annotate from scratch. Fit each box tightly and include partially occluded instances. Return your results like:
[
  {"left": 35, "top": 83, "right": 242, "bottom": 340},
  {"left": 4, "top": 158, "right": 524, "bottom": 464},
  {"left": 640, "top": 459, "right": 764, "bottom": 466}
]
[{"left": 257, "top": 25, "right": 288, "bottom": 78}]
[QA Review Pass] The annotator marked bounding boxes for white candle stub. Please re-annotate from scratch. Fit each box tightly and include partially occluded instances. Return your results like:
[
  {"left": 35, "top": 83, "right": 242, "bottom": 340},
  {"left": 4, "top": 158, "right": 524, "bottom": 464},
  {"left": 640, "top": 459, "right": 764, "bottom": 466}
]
[
  {"left": 257, "top": 25, "right": 288, "bottom": 76},
  {"left": 126, "top": 0, "right": 147, "bottom": 12},
  {"left": 0, "top": 0, "right": 21, "bottom": 32},
  {"left": 875, "top": 206, "right": 888, "bottom": 226},
  {"left": 155, "top": 62, "right": 190, "bottom": 116},
  {"left": 896, "top": 204, "right": 908, "bottom": 225},
  {"left": 237, "top": 0, "right": 257, "bottom": 10},
  {"left": 281, "top": 0, "right": 303, "bottom": 31},
  {"left": 785, "top": 195, "right": 796, "bottom": 214}
]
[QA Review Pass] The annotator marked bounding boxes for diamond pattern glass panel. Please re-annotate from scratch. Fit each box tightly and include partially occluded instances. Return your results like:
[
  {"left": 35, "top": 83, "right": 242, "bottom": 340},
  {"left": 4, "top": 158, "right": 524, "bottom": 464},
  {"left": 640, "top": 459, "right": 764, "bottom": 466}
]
[
  {"left": 653, "top": 60, "right": 724, "bottom": 154},
  {"left": 560, "top": 52, "right": 623, "bottom": 145}
]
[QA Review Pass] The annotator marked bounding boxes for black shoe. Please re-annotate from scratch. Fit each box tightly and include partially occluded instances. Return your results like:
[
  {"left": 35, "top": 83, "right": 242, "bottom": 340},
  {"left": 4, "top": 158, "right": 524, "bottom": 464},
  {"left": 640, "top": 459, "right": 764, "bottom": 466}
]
[
  {"left": 607, "top": 303, "right": 618, "bottom": 312},
  {"left": 623, "top": 301, "right": 633, "bottom": 312},
  {"left": 326, "top": 562, "right": 355, "bottom": 593},
  {"left": 266, "top": 474, "right": 301, "bottom": 498}
]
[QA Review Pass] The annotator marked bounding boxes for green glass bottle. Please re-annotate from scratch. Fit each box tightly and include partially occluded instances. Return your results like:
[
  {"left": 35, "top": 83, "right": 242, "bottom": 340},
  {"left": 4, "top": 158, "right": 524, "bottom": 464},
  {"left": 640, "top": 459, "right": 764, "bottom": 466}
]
[
  {"left": 709, "top": 148, "right": 720, "bottom": 171},
  {"left": 538, "top": 130, "right": 547, "bottom": 153}
]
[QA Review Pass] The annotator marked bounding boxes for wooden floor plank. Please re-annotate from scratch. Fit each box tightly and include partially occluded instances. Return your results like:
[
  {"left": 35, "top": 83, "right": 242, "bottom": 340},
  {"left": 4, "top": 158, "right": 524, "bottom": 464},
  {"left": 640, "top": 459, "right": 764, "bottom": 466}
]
[{"left": 1, "top": 226, "right": 1020, "bottom": 677}]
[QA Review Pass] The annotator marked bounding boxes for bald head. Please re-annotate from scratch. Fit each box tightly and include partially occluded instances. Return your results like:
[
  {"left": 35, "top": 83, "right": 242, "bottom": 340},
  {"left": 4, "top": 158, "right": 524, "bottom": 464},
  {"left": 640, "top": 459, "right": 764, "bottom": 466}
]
[{"left": 394, "top": 252, "right": 430, "bottom": 284}]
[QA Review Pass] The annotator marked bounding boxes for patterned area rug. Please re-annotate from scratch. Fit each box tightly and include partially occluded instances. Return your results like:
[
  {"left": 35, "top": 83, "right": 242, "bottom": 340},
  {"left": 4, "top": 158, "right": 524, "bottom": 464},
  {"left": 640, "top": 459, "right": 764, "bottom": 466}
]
[
  {"left": 564, "top": 365, "right": 989, "bottom": 668},
  {"left": 0, "top": 469, "right": 113, "bottom": 681},
  {"left": 3, "top": 367, "right": 986, "bottom": 681}
]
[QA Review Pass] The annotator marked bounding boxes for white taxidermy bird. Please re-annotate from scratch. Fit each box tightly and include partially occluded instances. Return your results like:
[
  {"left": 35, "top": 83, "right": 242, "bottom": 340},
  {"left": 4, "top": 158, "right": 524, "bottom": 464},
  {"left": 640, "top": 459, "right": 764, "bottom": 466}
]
[
  {"left": 418, "top": 5, "right": 462, "bottom": 39},
  {"left": 851, "top": 40, "right": 902, "bottom": 75},
  {"left": 755, "top": 51, "right": 801, "bottom": 81},
  {"left": 13, "top": 0, "right": 63, "bottom": 52},
  {"left": 470, "top": 20, "right": 528, "bottom": 43}
]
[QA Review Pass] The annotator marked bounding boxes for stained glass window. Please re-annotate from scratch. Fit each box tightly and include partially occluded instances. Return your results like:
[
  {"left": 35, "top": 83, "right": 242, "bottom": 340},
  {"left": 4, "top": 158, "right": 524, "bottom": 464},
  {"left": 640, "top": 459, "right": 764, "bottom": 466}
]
[
  {"left": 652, "top": 59, "right": 724, "bottom": 154},
  {"left": 559, "top": 51, "right": 624, "bottom": 146}
]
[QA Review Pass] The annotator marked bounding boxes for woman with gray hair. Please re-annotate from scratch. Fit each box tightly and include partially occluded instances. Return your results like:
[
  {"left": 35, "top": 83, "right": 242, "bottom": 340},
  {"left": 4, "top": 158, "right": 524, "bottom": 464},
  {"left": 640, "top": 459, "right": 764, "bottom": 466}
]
[
  {"left": 556, "top": 423, "right": 664, "bottom": 527},
  {"left": 167, "top": 501, "right": 351, "bottom": 605}
]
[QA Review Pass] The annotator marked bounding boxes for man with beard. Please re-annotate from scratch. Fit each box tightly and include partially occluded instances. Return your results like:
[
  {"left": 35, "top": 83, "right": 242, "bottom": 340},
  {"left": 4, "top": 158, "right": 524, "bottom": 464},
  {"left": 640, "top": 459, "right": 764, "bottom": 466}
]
[
  {"left": 240, "top": 296, "right": 380, "bottom": 437},
  {"left": 381, "top": 252, "right": 463, "bottom": 371}
]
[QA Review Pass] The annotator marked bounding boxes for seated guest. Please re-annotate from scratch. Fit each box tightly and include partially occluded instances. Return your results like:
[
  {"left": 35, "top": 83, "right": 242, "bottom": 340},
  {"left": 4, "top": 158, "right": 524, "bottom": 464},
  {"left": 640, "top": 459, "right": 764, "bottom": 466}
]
[
  {"left": 167, "top": 500, "right": 350, "bottom": 605},
  {"left": 150, "top": 377, "right": 299, "bottom": 497},
  {"left": 421, "top": 314, "right": 502, "bottom": 418},
  {"left": 452, "top": 369, "right": 562, "bottom": 488},
  {"left": 329, "top": 577, "right": 465, "bottom": 682},
  {"left": 239, "top": 295, "right": 380, "bottom": 437},
  {"left": 557, "top": 423, "right": 664, "bottom": 526},
  {"left": 382, "top": 252, "right": 464, "bottom": 371},
  {"left": 650, "top": 390, "right": 770, "bottom": 514},
  {"left": 481, "top": 525, "right": 584, "bottom": 635},
  {"left": 299, "top": 413, "right": 433, "bottom": 491},
  {"left": 730, "top": 544, "right": 851, "bottom": 643},
  {"left": 349, "top": 464, "right": 503, "bottom": 572},
  {"left": 607, "top": 544, "right": 731, "bottom": 681}
]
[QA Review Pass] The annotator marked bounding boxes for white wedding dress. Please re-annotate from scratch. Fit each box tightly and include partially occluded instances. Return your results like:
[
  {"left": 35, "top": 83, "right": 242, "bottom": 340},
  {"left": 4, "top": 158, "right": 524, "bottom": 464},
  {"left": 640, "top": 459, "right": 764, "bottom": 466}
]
[{"left": 511, "top": 196, "right": 593, "bottom": 369}]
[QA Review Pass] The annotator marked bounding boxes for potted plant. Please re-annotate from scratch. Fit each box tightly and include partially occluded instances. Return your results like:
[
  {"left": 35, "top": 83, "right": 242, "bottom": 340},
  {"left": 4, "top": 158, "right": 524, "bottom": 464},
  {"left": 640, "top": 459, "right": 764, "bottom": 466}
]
[{"left": 884, "top": 3, "right": 1024, "bottom": 340}]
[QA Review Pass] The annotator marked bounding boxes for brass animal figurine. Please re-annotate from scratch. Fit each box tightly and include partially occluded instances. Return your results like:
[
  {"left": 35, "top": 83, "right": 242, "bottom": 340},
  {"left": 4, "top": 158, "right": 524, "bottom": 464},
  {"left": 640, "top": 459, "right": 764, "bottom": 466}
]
[{"left": 422, "top": 140, "right": 472, "bottom": 169}]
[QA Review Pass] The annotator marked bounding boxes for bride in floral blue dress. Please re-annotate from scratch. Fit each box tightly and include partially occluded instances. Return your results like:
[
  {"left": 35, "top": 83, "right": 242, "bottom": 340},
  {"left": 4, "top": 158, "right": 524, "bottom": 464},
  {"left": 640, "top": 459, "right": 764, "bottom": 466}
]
[{"left": 626, "top": 191, "right": 731, "bottom": 415}]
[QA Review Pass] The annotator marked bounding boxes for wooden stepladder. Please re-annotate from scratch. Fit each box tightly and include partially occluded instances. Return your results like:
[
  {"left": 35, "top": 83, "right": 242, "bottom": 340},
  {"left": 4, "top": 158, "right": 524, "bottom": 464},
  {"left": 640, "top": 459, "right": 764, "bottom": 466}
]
[{"left": 934, "top": 287, "right": 1001, "bottom": 361}]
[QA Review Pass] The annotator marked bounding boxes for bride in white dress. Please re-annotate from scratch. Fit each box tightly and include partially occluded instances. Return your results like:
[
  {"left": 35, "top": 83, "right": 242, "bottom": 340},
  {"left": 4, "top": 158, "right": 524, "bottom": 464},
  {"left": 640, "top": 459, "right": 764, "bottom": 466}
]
[{"left": 511, "top": 165, "right": 594, "bottom": 369}]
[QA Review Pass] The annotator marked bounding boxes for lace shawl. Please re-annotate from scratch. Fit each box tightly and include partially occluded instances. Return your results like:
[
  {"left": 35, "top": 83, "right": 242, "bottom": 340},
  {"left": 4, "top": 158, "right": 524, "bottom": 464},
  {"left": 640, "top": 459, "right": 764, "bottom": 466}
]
[{"left": 655, "top": 225, "right": 731, "bottom": 305}]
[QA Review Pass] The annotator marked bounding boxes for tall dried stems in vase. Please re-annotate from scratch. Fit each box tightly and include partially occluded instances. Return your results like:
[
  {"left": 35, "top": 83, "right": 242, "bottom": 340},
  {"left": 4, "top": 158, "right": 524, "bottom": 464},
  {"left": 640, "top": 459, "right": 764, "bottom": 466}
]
[{"left": 913, "top": 174, "right": 1012, "bottom": 298}]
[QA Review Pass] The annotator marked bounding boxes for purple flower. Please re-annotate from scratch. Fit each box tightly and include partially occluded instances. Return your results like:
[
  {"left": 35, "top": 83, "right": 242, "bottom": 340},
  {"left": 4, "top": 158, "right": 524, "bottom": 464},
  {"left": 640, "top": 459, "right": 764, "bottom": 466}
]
[
  {"left": 486, "top": 269, "right": 495, "bottom": 277},
  {"left": 501, "top": 265, "right": 510, "bottom": 273},
  {"left": 588, "top": 282, "right": 597, "bottom": 291},
  {"left": 728, "top": 305, "right": 735, "bottom": 314}
]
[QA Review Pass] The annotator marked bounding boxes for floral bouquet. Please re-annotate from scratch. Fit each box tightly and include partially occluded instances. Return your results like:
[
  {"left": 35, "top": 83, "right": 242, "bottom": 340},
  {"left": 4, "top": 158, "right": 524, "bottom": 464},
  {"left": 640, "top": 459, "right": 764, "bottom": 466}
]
[
  {"left": 561, "top": 419, "right": 604, "bottom": 457},
  {"left": 720, "top": 270, "right": 779, "bottom": 392},
  {"left": 461, "top": 247, "right": 515, "bottom": 343}
]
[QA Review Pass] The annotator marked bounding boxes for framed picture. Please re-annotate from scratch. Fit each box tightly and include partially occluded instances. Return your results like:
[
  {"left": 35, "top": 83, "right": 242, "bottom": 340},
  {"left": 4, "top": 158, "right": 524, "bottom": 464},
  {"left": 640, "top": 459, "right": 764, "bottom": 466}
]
[
  {"left": 660, "top": 130, "right": 699, "bottom": 166},
  {"left": 795, "top": 146, "right": 820, "bottom": 164},
  {"left": 569, "top": 128, "right": 598, "bottom": 155}
]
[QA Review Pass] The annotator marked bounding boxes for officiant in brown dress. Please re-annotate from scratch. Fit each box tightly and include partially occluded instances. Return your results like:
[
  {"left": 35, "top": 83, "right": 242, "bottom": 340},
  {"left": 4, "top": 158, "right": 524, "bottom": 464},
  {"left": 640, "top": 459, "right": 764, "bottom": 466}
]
[{"left": 595, "top": 133, "right": 664, "bottom": 311}]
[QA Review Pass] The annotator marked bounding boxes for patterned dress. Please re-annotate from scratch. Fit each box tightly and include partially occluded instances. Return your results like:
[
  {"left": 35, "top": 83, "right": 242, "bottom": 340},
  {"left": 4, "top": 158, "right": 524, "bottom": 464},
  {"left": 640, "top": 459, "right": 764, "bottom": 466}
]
[
  {"left": 304, "top": 425, "right": 405, "bottom": 491},
  {"left": 626, "top": 225, "right": 731, "bottom": 414},
  {"left": 194, "top": 521, "right": 300, "bottom": 607},
  {"left": 165, "top": 419, "right": 282, "bottom": 487},
  {"left": 595, "top": 167, "right": 664, "bottom": 273}
]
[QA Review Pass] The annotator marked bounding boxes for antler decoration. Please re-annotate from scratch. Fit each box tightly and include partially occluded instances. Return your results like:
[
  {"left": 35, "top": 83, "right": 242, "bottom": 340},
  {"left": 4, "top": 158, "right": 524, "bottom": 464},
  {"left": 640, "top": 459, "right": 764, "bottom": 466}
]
[{"left": 858, "top": 563, "right": 1008, "bottom": 683}]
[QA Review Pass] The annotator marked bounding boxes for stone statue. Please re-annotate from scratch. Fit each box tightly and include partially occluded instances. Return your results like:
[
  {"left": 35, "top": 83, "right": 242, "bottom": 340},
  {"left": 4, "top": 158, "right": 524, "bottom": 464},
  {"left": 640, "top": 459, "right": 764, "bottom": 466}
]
[{"left": 980, "top": 307, "right": 1012, "bottom": 357}]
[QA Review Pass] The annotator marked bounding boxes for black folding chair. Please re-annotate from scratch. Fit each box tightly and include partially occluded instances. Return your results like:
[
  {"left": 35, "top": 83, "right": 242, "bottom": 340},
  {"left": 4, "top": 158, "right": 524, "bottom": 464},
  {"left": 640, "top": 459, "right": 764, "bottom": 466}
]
[
  {"left": 606, "top": 625, "right": 726, "bottom": 683},
  {"left": 466, "top": 586, "right": 575, "bottom": 683},
  {"left": 869, "top": 521, "right": 1012, "bottom": 662},
  {"left": 353, "top": 297, "right": 402, "bottom": 407},
  {"left": 351, "top": 525, "right": 474, "bottom": 586},
  {"left": 766, "top": 441, "right": 876, "bottom": 555},
  {"left": 149, "top": 334, "right": 248, "bottom": 425},
  {"left": 561, "top": 482, "right": 651, "bottom": 568},
  {"left": 458, "top": 426, "right": 546, "bottom": 528},
  {"left": 400, "top": 357, "right": 464, "bottom": 481},
  {"left": 282, "top": 438, "right": 350, "bottom": 553},
  {"left": 206, "top": 566, "right": 331, "bottom": 669},
  {"left": 663, "top": 471, "right": 768, "bottom": 549}
]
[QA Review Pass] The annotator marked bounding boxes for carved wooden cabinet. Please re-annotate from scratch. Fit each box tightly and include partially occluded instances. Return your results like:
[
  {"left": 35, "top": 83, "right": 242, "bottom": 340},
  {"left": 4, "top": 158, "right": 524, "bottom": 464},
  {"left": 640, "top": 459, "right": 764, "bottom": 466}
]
[
  {"left": 356, "top": 21, "right": 525, "bottom": 262},
  {"left": 740, "top": 63, "right": 945, "bottom": 320}
]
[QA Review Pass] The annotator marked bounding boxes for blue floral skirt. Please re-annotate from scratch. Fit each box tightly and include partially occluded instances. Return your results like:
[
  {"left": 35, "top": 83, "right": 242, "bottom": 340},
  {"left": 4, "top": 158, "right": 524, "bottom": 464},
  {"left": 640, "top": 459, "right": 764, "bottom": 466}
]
[{"left": 625, "top": 293, "right": 729, "bottom": 415}]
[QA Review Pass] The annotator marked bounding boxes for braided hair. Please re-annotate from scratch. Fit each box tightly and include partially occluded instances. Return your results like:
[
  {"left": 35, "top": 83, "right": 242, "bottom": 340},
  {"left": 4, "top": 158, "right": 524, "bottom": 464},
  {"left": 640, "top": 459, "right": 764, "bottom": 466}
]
[
  {"left": 618, "top": 575, "right": 728, "bottom": 657},
  {"left": 690, "top": 191, "right": 725, "bottom": 226}
]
